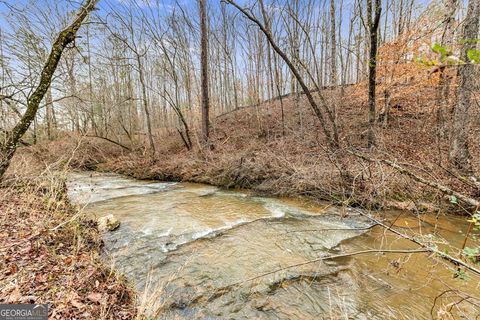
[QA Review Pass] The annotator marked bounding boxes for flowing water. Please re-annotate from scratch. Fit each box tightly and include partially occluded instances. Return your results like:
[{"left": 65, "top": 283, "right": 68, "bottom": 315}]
[{"left": 67, "top": 172, "right": 480, "bottom": 319}]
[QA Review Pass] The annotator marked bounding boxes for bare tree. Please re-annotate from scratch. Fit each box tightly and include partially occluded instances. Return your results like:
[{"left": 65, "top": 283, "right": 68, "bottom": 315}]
[
  {"left": 200, "top": 0, "right": 210, "bottom": 147},
  {"left": 330, "top": 0, "right": 338, "bottom": 87},
  {"left": 106, "top": 4, "right": 156, "bottom": 157},
  {"left": 226, "top": 0, "right": 339, "bottom": 149},
  {"left": 0, "top": 0, "right": 98, "bottom": 179},
  {"left": 365, "top": 0, "right": 382, "bottom": 148}
]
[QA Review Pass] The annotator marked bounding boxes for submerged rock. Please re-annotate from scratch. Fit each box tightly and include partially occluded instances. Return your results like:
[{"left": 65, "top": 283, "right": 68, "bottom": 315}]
[{"left": 98, "top": 214, "right": 120, "bottom": 232}]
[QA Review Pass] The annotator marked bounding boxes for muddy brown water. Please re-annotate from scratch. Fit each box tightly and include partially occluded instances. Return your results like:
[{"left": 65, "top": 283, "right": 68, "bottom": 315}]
[{"left": 67, "top": 172, "right": 480, "bottom": 319}]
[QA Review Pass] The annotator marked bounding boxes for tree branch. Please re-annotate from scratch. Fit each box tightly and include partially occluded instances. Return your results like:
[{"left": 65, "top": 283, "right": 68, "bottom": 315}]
[
  {"left": 86, "top": 135, "right": 132, "bottom": 151},
  {"left": 353, "top": 209, "right": 480, "bottom": 276},
  {"left": 348, "top": 150, "right": 480, "bottom": 208}
]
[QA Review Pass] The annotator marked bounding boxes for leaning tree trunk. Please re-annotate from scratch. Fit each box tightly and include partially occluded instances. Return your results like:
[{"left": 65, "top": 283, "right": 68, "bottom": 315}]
[
  {"left": 449, "top": 0, "right": 480, "bottom": 176},
  {"left": 227, "top": 0, "right": 339, "bottom": 149},
  {"left": 0, "top": 0, "right": 98, "bottom": 179}
]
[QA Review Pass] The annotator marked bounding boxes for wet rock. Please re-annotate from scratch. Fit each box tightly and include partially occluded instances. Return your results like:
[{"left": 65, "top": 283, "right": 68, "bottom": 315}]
[
  {"left": 417, "top": 201, "right": 438, "bottom": 212},
  {"left": 384, "top": 200, "right": 438, "bottom": 212},
  {"left": 98, "top": 214, "right": 120, "bottom": 232},
  {"left": 384, "top": 200, "right": 415, "bottom": 211}
]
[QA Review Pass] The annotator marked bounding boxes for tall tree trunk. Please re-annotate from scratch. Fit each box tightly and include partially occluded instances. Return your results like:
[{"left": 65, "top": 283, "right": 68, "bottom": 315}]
[
  {"left": 330, "top": 0, "right": 338, "bottom": 87},
  {"left": 0, "top": 0, "right": 98, "bottom": 179},
  {"left": 200, "top": 0, "right": 210, "bottom": 147},
  {"left": 449, "top": 0, "right": 480, "bottom": 175},
  {"left": 86, "top": 19, "right": 97, "bottom": 134},
  {"left": 260, "top": 2, "right": 285, "bottom": 136},
  {"left": 137, "top": 54, "right": 156, "bottom": 158},
  {"left": 366, "top": 0, "right": 382, "bottom": 149},
  {"left": 436, "top": 0, "right": 458, "bottom": 143}
]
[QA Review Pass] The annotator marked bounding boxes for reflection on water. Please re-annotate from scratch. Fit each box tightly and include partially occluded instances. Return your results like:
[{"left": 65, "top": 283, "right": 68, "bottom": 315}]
[{"left": 68, "top": 172, "right": 480, "bottom": 319}]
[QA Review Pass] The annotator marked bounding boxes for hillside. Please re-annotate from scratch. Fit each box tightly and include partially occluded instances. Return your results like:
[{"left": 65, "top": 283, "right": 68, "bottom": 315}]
[{"left": 17, "top": 61, "right": 477, "bottom": 212}]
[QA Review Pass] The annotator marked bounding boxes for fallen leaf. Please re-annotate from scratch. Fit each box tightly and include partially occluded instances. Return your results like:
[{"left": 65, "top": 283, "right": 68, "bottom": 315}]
[
  {"left": 71, "top": 299, "right": 85, "bottom": 309},
  {"left": 87, "top": 292, "right": 102, "bottom": 303},
  {"left": 6, "top": 263, "right": 18, "bottom": 275},
  {"left": 6, "top": 288, "right": 21, "bottom": 303},
  {"left": 19, "top": 295, "right": 36, "bottom": 303},
  {"left": 35, "top": 273, "right": 47, "bottom": 284}
]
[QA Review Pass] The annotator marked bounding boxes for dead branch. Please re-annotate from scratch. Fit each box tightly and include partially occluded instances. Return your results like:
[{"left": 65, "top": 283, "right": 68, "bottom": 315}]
[
  {"left": 348, "top": 150, "right": 480, "bottom": 208},
  {"left": 285, "top": 224, "right": 378, "bottom": 233},
  {"left": 431, "top": 289, "right": 480, "bottom": 318},
  {"left": 352, "top": 209, "right": 480, "bottom": 276},
  {"left": 86, "top": 135, "right": 131, "bottom": 151},
  {"left": 237, "top": 248, "right": 430, "bottom": 285}
]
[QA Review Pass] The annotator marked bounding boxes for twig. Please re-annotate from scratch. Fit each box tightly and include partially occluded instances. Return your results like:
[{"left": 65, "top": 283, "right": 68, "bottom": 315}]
[
  {"left": 431, "top": 289, "right": 458, "bottom": 317},
  {"left": 285, "top": 224, "right": 377, "bottom": 233},
  {"left": 461, "top": 222, "right": 474, "bottom": 251},
  {"left": 431, "top": 289, "right": 480, "bottom": 318},
  {"left": 50, "top": 210, "right": 83, "bottom": 231}
]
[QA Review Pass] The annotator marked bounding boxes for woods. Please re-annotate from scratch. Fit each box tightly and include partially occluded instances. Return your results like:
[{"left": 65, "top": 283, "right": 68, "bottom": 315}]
[
  {"left": 0, "top": 0, "right": 417, "bottom": 155},
  {"left": 0, "top": 0, "right": 478, "bottom": 200},
  {"left": 0, "top": 0, "right": 479, "bottom": 318}
]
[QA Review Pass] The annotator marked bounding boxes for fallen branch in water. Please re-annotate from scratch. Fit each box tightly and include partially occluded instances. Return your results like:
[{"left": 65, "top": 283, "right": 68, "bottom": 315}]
[
  {"left": 284, "top": 224, "right": 378, "bottom": 233},
  {"left": 353, "top": 209, "right": 480, "bottom": 276},
  {"left": 238, "top": 248, "right": 431, "bottom": 285},
  {"left": 347, "top": 150, "right": 480, "bottom": 208},
  {"left": 431, "top": 289, "right": 480, "bottom": 318}
]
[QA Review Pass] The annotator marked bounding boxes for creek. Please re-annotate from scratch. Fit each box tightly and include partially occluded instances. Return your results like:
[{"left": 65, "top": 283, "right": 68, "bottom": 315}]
[{"left": 67, "top": 172, "right": 479, "bottom": 319}]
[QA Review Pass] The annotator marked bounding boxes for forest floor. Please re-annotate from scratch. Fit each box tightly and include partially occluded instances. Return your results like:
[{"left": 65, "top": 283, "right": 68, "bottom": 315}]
[{"left": 0, "top": 166, "right": 138, "bottom": 319}]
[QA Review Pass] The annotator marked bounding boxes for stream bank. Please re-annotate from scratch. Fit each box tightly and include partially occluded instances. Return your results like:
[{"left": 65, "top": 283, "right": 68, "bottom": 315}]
[
  {"left": 0, "top": 173, "right": 137, "bottom": 319},
  {"left": 93, "top": 153, "right": 444, "bottom": 214}
]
